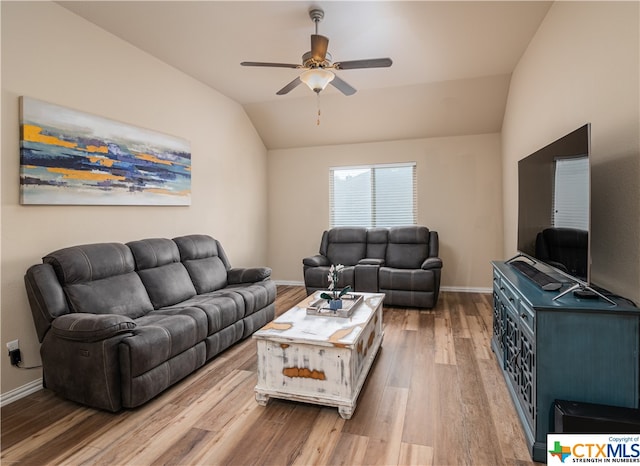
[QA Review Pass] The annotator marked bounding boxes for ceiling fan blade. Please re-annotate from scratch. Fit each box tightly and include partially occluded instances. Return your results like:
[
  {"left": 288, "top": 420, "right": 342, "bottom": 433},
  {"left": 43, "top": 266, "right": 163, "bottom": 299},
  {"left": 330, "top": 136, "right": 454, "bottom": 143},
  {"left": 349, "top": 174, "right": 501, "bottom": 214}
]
[
  {"left": 241, "top": 61, "right": 300, "bottom": 69},
  {"left": 334, "top": 58, "right": 393, "bottom": 70},
  {"left": 330, "top": 75, "right": 357, "bottom": 96},
  {"left": 276, "top": 76, "right": 303, "bottom": 95},
  {"left": 311, "top": 34, "right": 329, "bottom": 62}
]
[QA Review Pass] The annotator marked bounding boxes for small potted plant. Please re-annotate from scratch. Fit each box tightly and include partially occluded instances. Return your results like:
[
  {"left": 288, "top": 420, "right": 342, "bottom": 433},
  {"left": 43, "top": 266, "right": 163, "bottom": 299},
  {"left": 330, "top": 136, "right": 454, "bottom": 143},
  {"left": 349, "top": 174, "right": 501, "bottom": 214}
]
[{"left": 320, "top": 264, "right": 351, "bottom": 310}]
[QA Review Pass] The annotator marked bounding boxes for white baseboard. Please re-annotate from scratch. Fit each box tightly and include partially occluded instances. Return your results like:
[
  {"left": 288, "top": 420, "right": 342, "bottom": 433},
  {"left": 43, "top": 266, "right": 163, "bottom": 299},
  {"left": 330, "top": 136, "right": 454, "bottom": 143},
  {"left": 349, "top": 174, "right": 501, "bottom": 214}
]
[
  {"left": 274, "top": 281, "right": 491, "bottom": 294},
  {"left": 441, "top": 286, "right": 492, "bottom": 294},
  {"left": 274, "top": 280, "right": 305, "bottom": 286},
  {"left": 0, "top": 378, "right": 43, "bottom": 407}
]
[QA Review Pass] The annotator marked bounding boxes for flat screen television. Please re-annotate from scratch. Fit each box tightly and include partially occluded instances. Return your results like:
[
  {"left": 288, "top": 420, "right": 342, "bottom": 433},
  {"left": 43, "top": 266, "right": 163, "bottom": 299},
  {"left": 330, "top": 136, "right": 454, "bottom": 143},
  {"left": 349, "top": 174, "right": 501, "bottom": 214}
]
[{"left": 516, "top": 124, "right": 592, "bottom": 287}]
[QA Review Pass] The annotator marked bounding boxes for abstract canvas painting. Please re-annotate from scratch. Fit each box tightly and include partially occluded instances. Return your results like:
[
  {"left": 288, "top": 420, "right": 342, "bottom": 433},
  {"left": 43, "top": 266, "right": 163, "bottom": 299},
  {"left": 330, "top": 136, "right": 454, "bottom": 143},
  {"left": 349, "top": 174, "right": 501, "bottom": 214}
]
[{"left": 19, "top": 96, "right": 191, "bottom": 205}]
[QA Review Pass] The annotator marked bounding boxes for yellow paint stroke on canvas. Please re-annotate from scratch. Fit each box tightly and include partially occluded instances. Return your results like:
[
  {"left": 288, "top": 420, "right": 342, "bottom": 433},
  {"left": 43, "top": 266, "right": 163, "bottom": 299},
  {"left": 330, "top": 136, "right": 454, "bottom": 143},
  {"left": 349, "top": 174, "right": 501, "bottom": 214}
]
[
  {"left": 134, "top": 152, "right": 173, "bottom": 166},
  {"left": 23, "top": 125, "right": 107, "bottom": 155},
  {"left": 23, "top": 124, "right": 77, "bottom": 149},
  {"left": 84, "top": 145, "right": 108, "bottom": 154},
  {"left": 87, "top": 156, "right": 115, "bottom": 167},
  {"left": 144, "top": 188, "right": 190, "bottom": 197},
  {"left": 47, "top": 167, "right": 126, "bottom": 182}
]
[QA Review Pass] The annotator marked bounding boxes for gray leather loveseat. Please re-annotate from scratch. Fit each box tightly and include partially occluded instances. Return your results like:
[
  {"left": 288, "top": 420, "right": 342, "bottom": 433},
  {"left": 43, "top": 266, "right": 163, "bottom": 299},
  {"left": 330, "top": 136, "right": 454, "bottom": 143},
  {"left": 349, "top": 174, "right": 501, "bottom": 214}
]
[
  {"left": 303, "top": 226, "right": 442, "bottom": 308},
  {"left": 24, "top": 234, "right": 275, "bottom": 412}
]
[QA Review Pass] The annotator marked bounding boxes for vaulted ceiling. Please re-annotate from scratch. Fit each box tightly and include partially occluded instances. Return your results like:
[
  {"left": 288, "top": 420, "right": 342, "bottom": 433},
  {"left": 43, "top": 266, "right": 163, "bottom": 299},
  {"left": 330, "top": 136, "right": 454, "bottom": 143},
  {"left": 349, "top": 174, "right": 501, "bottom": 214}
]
[{"left": 58, "top": 1, "right": 552, "bottom": 150}]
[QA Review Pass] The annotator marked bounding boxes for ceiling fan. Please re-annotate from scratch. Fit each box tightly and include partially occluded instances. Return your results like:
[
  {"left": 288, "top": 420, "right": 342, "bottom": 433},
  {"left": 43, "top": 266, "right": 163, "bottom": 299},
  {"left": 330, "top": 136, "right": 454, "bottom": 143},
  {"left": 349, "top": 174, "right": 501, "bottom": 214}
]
[{"left": 241, "top": 8, "right": 393, "bottom": 96}]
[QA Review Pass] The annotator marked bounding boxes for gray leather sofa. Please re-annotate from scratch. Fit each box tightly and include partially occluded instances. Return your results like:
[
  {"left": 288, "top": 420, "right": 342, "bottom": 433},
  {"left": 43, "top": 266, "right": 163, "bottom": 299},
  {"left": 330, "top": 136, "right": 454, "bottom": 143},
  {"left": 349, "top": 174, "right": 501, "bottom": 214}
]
[
  {"left": 24, "top": 234, "right": 275, "bottom": 412},
  {"left": 303, "top": 226, "right": 442, "bottom": 308}
]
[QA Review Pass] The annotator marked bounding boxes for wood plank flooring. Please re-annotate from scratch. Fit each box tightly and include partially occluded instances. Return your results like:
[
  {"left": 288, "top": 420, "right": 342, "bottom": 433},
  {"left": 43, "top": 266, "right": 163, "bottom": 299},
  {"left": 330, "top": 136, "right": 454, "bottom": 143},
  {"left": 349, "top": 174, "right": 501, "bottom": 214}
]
[{"left": 1, "top": 286, "right": 542, "bottom": 465}]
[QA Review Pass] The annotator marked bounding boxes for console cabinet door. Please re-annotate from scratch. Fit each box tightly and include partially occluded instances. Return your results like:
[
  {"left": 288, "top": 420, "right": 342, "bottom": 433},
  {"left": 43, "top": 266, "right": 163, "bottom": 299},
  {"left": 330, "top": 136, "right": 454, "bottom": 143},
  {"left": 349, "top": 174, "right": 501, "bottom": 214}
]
[
  {"left": 503, "top": 304, "right": 535, "bottom": 432},
  {"left": 492, "top": 288, "right": 506, "bottom": 366},
  {"left": 515, "top": 321, "right": 535, "bottom": 428}
]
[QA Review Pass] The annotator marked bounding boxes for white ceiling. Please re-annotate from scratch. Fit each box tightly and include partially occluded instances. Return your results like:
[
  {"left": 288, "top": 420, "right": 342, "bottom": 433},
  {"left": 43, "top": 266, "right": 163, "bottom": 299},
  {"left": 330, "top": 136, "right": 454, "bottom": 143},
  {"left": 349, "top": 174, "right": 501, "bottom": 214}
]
[{"left": 58, "top": 1, "right": 552, "bottom": 150}]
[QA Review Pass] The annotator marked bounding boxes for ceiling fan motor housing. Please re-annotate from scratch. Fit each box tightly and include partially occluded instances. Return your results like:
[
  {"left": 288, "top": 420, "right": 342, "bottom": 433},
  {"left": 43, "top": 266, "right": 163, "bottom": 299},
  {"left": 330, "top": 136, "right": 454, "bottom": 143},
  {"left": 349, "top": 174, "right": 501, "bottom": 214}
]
[{"left": 302, "top": 51, "right": 332, "bottom": 68}]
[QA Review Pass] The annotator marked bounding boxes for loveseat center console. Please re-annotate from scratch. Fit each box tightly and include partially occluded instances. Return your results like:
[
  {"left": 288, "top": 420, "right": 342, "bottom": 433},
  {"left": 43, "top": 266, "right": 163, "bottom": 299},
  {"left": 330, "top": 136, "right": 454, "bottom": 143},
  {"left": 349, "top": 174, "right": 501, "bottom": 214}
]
[{"left": 491, "top": 261, "right": 640, "bottom": 462}]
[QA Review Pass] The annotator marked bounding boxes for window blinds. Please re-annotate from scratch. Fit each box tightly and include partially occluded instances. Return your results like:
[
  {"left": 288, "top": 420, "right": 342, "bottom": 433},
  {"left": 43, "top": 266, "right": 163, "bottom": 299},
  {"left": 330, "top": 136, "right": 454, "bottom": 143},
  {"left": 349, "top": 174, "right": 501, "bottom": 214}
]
[
  {"left": 329, "top": 163, "right": 417, "bottom": 228},
  {"left": 553, "top": 156, "right": 589, "bottom": 230}
]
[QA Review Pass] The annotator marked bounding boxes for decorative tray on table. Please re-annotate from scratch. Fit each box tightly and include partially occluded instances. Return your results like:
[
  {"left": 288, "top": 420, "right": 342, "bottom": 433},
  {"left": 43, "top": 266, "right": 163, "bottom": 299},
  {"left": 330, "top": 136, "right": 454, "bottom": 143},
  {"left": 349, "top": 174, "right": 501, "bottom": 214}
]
[{"left": 306, "top": 293, "right": 363, "bottom": 318}]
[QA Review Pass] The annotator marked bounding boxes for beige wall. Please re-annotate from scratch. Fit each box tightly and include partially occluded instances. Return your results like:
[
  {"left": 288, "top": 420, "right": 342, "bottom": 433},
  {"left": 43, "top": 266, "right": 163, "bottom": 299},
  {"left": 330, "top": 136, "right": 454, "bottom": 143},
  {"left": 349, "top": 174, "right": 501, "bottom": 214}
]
[
  {"left": 1, "top": 2, "right": 268, "bottom": 395},
  {"left": 502, "top": 1, "right": 640, "bottom": 303},
  {"left": 267, "top": 134, "right": 503, "bottom": 290}
]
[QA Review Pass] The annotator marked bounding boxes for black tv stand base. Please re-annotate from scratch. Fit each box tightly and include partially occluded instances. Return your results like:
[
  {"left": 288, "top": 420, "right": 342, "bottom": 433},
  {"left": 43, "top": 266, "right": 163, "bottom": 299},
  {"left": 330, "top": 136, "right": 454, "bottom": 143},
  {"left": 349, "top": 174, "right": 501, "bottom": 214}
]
[
  {"left": 573, "top": 289, "right": 599, "bottom": 299},
  {"left": 553, "top": 282, "right": 617, "bottom": 306}
]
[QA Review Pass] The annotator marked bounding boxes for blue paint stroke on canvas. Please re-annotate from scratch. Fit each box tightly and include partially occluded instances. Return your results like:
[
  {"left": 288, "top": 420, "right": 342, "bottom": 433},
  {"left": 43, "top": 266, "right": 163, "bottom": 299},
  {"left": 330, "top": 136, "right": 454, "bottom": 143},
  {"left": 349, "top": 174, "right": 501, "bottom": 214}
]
[{"left": 20, "top": 97, "right": 191, "bottom": 205}]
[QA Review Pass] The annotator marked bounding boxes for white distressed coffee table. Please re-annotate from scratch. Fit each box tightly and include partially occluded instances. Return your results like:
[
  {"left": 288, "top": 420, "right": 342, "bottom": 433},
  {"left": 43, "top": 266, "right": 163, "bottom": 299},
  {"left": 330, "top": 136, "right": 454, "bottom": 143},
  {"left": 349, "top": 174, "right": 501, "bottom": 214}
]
[{"left": 253, "top": 292, "right": 384, "bottom": 419}]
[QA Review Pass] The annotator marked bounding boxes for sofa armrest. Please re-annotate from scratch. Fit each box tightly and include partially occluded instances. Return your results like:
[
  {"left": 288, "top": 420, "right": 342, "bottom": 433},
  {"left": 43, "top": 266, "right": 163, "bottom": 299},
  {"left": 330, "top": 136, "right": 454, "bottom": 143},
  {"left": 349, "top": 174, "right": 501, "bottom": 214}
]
[
  {"left": 355, "top": 259, "right": 384, "bottom": 293},
  {"left": 227, "top": 267, "right": 272, "bottom": 285},
  {"left": 51, "top": 313, "right": 136, "bottom": 342},
  {"left": 358, "top": 258, "right": 385, "bottom": 266},
  {"left": 302, "top": 255, "right": 330, "bottom": 267},
  {"left": 421, "top": 257, "right": 443, "bottom": 270}
]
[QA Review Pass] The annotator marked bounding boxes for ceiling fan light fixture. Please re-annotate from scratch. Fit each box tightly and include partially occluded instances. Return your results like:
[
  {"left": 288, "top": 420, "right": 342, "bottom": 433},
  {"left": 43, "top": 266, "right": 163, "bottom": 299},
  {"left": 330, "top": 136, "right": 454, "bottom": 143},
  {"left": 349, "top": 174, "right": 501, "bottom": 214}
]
[{"left": 300, "top": 68, "right": 335, "bottom": 93}]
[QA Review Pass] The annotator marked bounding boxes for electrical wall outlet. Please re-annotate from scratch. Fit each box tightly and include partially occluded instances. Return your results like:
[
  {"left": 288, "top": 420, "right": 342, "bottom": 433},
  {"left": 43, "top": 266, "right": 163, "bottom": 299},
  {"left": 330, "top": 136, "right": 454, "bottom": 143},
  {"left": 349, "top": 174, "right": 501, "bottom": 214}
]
[
  {"left": 7, "top": 340, "right": 21, "bottom": 366},
  {"left": 6, "top": 339, "right": 19, "bottom": 352},
  {"left": 9, "top": 349, "right": 21, "bottom": 366}
]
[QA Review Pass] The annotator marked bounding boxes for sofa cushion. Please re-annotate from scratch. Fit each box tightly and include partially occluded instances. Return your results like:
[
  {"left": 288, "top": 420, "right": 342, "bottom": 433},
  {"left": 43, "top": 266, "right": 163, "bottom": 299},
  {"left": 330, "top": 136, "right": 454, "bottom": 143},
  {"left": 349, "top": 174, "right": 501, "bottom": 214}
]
[
  {"left": 192, "top": 294, "right": 244, "bottom": 335},
  {"left": 226, "top": 280, "right": 277, "bottom": 317},
  {"left": 173, "top": 234, "right": 231, "bottom": 267},
  {"left": 385, "top": 226, "right": 430, "bottom": 269},
  {"left": 44, "top": 243, "right": 134, "bottom": 284},
  {"left": 65, "top": 274, "right": 153, "bottom": 318},
  {"left": 325, "top": 227, "right": 367, "bottom": 266},
  {"left": 44, "top": 243, "right": 153, "bottom": 318},
  {"left": 366, "top": 228, "right": 389, "bottom": 259},
  {"left": 128, "top": 238, "right": 197, "bottom": 308},
  {"left": 127, "top": 307, "right": 208, "bottom": 376},
  {"left": 162, "top": 290, "right": 245, "bottom": 335},
  {"left": 182, "top": 257, "right": 228, "bottom": 293},
  {"left": 173, "top": 235, "right": 229, "bottom": 293},
  {"left": 138, "top": 263, "right": 197, "bottom": 309},
  {"left": 379, "top": 267, "right": 434, "bottom": 292}
]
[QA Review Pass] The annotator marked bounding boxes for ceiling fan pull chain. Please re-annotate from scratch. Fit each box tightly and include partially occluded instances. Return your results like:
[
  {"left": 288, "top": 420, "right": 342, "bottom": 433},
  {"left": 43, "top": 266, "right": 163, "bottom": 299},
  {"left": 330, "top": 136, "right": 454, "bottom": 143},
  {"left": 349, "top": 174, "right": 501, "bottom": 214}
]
[{"left": 317, "top": 93, "right": 321, "bottom": 126}]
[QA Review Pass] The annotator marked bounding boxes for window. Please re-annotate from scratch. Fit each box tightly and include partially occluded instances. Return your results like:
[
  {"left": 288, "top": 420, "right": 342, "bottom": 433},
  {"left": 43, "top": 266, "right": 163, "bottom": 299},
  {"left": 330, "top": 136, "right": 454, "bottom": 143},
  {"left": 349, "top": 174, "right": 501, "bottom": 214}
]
[
  {"left": 553, "top": 156, "right": 589, "bottom": 230},
  {"left": 329, "top": 163, "right": 417, "bottom": 228}
]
